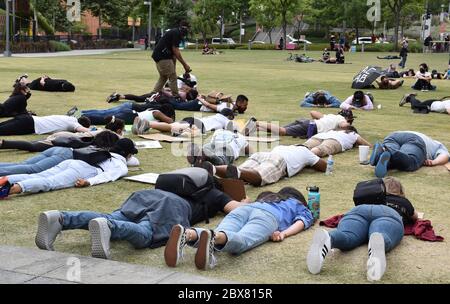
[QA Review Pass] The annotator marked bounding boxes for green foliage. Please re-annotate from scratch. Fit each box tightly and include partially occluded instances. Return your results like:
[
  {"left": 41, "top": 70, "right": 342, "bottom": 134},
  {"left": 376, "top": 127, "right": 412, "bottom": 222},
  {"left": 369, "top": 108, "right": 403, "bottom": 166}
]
[
  {"left": 35, "top": 0, "right": 72, "bottom": 32},
  {"left": 161, "top": 0, "right": 193, "bottom": 29},
  {"left": 69, "top": 39, "right": 129, "bottom": 50},
  {"left": 71, "top": 22, "right": 90, "bottom": 35},
  {"left": 49, "top": 40, "right": 71, "bottom": 52}
]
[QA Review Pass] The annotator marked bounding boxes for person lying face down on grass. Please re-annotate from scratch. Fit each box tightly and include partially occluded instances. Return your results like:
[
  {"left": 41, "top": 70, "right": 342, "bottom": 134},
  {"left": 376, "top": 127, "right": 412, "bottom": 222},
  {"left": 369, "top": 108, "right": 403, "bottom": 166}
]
[
  {"left": 77, "top": 102, "right": 175, "bottom": 125},
  {"left": 34, "top": 184, "right": 250, "bottom": 259},
  {"left": 0, "top": 81, "right": 32, "bottom": 118},
  {"left": 399, "top": 93, "right": 450, "bottom": 115},
  {"left": 300, "top": 90, "right": 341, "bottom": 108},
  {"left": 375, "top": 76, "right": 404, "bottom": 90},
  {"left": 164, "top": 187, "right": 314, "bottom": 270},
  {"left": 197, "top": 144, "right": 327, "bottom": 187},
  {"left": 303, "top": 126, "right": 372, "bottom": 158},
  {"left": 250, "top": 109, "right": 355, "bottom": 139},
  {"left": 0, "top": 130, "right": 141, "bottom": 176},
  {"left": 0, "top": 116, "right": 125, "bottom": 153},
  {"left": 131, "top": 108, "right": 238, "bottom": 136},
  {"left": 0, "top": 138, "right": 138, "bottom": 199},
  {"left": 0, "top": 113, "right": 92, "bottom": 136},
  {"left": 186, "top": 129, "right": 251, "bottom": 167},
  {"left": 369, "top": 131, "right": 449, "bottom": 178},
  {"left": 340, "top": 91, "right": 374, "bottom": 111},
  {"left": 307, "top": 177, "right": 418, "bottom": 282},
  {"left": 20, "top": 74, "right": 76, "bottom": 92}
]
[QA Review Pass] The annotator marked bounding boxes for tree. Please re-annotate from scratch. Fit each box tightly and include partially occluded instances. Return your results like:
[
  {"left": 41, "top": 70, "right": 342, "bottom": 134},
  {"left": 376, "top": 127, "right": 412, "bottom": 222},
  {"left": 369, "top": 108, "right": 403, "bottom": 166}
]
[
  {"left": 35, "top": 0, "right": 71, "bottom": 32},
  {"left": 82, "top": 0, "right": 127, "bottom": 38},
  {"left": 161, "top": 0, "right": 193, "bottom": 29},
  {"left": 249, "top": 0, "right": 278, "bottom": 43},
  {"left": 385, "top": 0, "right": 416, "bottom": 50},
  {"left": 273, "top": 0, "right": 301, "bottom": 49},
  {"left": 192, "top": 0, "right": 221, "bottom": 42}
]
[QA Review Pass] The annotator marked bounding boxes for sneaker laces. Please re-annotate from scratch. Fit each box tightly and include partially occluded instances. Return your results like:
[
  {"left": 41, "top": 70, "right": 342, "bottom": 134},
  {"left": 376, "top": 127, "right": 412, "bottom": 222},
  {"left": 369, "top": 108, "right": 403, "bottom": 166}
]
[
  {"left": 208, "top": 231, "right": 217, "bottom": 268},
  {"left": 178, "top": 229, "right": 188, "bottom": 261}
]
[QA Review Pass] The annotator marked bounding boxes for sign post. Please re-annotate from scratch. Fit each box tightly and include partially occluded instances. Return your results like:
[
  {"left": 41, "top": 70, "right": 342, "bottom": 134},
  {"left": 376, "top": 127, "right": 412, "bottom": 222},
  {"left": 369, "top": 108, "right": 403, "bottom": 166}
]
[{"left": 4, "top": 0, "right": 11, "bottom": 57}]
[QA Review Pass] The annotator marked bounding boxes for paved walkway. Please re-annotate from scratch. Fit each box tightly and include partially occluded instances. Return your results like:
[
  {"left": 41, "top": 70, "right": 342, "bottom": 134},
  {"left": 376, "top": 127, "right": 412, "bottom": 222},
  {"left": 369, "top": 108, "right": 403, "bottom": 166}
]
[
  {"left": 1, "top": 48, "right": 142, "bottom": 58},
  {"left": 0, "top": 245, "right": 233, "bottom": 284}
]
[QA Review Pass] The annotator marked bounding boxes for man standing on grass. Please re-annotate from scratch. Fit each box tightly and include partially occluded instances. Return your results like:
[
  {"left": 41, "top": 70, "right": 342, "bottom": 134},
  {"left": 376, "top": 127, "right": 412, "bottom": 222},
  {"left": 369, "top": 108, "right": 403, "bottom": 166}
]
[{"left": 151, "top": 20, "right": 191, "bottom": 99}]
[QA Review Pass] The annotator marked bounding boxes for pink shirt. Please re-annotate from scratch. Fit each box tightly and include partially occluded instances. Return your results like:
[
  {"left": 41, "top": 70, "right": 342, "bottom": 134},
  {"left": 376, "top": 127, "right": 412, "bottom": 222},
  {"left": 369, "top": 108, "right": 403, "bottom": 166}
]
[{"left": 340, "top": 95, "right": 373, "bottom": 111}]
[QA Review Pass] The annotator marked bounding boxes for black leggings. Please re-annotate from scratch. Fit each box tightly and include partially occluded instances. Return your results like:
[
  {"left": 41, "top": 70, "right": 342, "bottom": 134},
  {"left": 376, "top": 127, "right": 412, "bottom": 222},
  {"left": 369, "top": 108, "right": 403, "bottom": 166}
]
[
  {"left": 409, "top": 96, "right": 436, "bottom": 111},
  {"left": 0, "top": 140, "right": 52, "bottom": 152},
  {"left": 0, "top": 114, "right": 35, "bottom": 135},
  {"left": 124, "top": 93, "right": 154, "bottom": 103}
]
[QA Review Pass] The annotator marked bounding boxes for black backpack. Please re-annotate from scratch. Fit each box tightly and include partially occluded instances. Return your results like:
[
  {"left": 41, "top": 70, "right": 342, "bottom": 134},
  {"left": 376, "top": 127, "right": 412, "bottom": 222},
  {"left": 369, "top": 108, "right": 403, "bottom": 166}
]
[
  {"left": 51, "top": 136, "right": 94, "bottom": 149},
  {"left": 155, "top": 167, "right": 214, "bottom": 223},
  {"left": 72, "top": 146, "right": 112, "bottom": 168},
  {"left": 353, "top": 178, "right": 386, "bottom": 205}
]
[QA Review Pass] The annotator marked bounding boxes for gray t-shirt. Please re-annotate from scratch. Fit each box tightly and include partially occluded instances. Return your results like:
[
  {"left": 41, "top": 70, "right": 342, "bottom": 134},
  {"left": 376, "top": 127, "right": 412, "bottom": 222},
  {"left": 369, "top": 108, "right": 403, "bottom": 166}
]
[{"left": 406, "top": 131, "right": 449, "bottom": 160}]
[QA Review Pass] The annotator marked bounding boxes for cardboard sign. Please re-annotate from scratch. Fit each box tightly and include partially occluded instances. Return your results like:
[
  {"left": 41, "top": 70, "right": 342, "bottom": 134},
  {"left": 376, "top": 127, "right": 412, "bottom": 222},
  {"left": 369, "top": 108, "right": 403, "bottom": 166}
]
[
  {"left": 218, "top": 178, "right": 246, "bottom": 201},
  {"left": 125, "top": 173, "right": 160, "bottom": 184},
  {"left": 139, "top": 134, "right": 192, "bottom": 142},
  {"left": 134, "top": 140, "right": 163, "bottom": 149},
  {"left": 245, "top": 136, "right": 279, "bottom": 143}
]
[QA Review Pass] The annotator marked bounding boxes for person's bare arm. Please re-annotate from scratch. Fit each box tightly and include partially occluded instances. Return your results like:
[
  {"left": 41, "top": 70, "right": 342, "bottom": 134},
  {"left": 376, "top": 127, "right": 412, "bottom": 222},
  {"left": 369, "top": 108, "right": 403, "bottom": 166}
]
[
  {"left": 424, "top": 153, "right": 450, "bottom": 166},
  {"left": 198, "top": 96, "right": 218, "bottom": 111},
  {"left": 270, "top": 220, "right": 305, "bottom": 242},
  {"left": 172, "top": 47, "right": 190, "bottom": 72},
  {"left": 446, "top": 108, "right": 450, "bottom": 115},
  {"left": 75, "top": 126, "right": 91, "bottom": 133},
  {"left": 310, "top": 111, "right": 324, "bottom": 119},
  {"left": 355, "top": 135, "right": 373, "bottom": 147},
  {"left": 152, "top": 110, "right": 174, "bottom": 123},
  {"left": 311, "top": 158, "right": 327, "bottom": 172}
]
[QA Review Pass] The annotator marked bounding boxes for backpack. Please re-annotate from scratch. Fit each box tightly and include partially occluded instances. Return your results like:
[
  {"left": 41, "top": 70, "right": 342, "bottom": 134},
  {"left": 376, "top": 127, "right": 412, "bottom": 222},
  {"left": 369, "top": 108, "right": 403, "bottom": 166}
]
[
  {"left": 155, "top": 167, "right": 215, "bottom": 223},
  {"left": 51, "top": 136, "right": 94, "bottom": 149},
  {"left": 72, "top": 146, "right": 112, "bottom": 168},
  {"left": 353, "top": 178, "right": 386, "bottom": 205}
]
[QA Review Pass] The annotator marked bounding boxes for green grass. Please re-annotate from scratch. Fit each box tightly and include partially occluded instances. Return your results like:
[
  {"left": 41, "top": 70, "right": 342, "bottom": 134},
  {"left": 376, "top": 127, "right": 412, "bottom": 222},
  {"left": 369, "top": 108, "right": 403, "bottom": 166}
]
[{"left": 0, "top": 50, "right": 449, "bottom": 284}]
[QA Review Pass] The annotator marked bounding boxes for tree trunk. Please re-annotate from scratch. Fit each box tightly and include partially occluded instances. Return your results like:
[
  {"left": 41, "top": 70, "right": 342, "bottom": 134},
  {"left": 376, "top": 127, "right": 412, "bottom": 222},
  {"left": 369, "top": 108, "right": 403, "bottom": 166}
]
[
  {"left": 219, "top": 8, "right": 224, "bottom": 44},
  {"left": 282, "top": 12, "right": 287, "bottom": 50},
  {"left": 393, "top": 11, "right": 400, "bottom": 51},
  {"left": 268, "top": 27, "right": 273, "bottom": 44},
  {"left": 98, "top": 14, "right": 102, "bottom": 40}
]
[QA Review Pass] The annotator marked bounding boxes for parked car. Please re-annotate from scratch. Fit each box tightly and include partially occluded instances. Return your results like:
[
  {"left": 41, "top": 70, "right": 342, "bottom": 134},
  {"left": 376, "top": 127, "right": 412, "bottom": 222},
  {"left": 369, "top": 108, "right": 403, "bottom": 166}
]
[
  {"left": 211, "top": 37, "right": 236, "bottom": 45},
  {"left": 351, "top": 37, "right": 389, "bottom": 44},
  {"left": 252, "top": 40, "right": 266, "bottom": 44},
  {"left": 286, "top": 35, "right": 313, "bottom": 45}
]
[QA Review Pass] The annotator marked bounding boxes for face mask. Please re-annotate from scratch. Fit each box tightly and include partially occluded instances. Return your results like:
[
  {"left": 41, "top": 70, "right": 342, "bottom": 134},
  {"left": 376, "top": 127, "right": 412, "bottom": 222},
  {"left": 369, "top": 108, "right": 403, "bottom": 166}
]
[{"left": 420, "top": 68, "right": 425, "bottom": 74}]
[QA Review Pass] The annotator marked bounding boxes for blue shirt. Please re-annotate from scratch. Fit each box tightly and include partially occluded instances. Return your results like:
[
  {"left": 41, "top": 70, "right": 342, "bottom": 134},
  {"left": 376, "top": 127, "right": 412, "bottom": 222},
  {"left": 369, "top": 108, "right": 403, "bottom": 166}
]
[
  {"left": 300, "top": 91, "right": 341, "bottom": 108},
  {"left": 252, "top": 198, "right": 314, "bottom": 231}
]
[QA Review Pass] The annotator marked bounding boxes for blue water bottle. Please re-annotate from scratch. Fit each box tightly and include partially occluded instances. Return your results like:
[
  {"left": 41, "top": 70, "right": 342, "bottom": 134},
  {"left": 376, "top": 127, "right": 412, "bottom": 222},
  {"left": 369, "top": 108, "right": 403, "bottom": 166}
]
[{"left": 306, "top": 186, "right": 320, "bottom": 221}]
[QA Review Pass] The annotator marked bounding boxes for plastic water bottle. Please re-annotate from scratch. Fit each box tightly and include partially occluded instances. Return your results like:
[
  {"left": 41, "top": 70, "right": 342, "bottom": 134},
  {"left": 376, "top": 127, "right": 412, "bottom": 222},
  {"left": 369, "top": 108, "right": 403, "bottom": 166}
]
[
  {"left": 306, "top": 186, "right": 320, "bottom": 221},
  {"left": 325, "top": 155, "right": 334, "bottom": 175}
]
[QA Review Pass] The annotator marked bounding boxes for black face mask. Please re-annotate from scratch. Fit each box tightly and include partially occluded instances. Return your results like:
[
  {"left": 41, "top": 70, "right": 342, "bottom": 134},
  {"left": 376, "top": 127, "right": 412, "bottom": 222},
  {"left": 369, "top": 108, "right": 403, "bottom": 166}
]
[
  {"left": 25, "top": 92, "right": 32, "bottom": 99},
  {"left": 420, "top": 68, "right": 426, "bottom": 74}
]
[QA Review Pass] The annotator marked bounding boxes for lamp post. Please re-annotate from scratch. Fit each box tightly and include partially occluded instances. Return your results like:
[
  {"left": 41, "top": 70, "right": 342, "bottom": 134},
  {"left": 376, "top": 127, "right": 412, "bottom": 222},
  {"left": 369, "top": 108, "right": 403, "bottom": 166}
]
[
  {"left": 4, "top": 0, "right": 11, "bottom": 57},
  {"left": 144, "top": 1, "right": 152, "bottom": 48}
]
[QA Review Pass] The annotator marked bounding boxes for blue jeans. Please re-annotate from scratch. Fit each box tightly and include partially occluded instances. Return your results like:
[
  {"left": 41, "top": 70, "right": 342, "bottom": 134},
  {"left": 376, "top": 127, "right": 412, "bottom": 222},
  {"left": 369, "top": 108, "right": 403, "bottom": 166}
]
[
  {"left": 399, "top": 56, "right": 407, "bottom": 69},
  {"left": 192, "top": 205, "right": 278, "bottom": 255},
  {"left": 0, "top": 147, "right": 73, "bottom": 176},
  {"left": 330, "top": 205, "right": 404, "bottom": 252},
  {"left": 8, "top": 159, "right": 99, "bottom": 193},
  {"left": 81, "top": 102, "right": 137, "bottom": 124},
  {"left": 62, "top": 210, "right": 153, "bottom": 249},
  {"left": 169, "top": 99, "right": 201, "bottom": 111},
  {"left": 382, "top": 132, "right": 426, "bottom": 172}
]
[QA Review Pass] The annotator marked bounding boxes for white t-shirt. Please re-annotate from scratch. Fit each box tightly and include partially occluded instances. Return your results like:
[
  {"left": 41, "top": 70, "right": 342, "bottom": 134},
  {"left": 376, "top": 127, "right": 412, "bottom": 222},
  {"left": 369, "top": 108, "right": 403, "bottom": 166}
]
[
  {"left": 200, "top": 102, "right": 234, "bottom": 113},
  {"left": 313, "top": 130, "right": 359, "bottom": 151},
  {"left": 201, "top": 114, "right": 231, "bottom": 132},
  {"left": 210, "top": 129, "right": 248, "bottom": 159},
  {"left": 315, "top": 114, "right": 346, "bottom": 133},
  {"left": 33, "top": 115, "right": 82, "bottom": 135},
  {"left": 137, "top": 110, "right": 157, "bottom": 122},
  {"left": 271, "top": 145, "right": 320, "bottom": 177},
  {"left": 430, "top": 100, "right": 450, "bottom": 113},
  {"left": 177, "top": 74, "right": 198, "bottom": 89},
  {"left": 87, "top": 153, "right": 128, "bottom": 186},
  {"left": 416, "top": 71, "right": 431, "bottom": 78}
]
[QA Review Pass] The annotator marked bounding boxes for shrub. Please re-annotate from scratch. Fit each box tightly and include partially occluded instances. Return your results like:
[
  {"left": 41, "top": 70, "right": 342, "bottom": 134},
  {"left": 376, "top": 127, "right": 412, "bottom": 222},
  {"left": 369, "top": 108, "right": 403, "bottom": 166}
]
[
  {"left": 69, "top": 39, "right": 129, "bottom": 50},
  {"left": 0, "top": 41, "right": 51, "bottom": 53},
  {"left": 49, "top": 40, "right": 71, "bottom": 52}
]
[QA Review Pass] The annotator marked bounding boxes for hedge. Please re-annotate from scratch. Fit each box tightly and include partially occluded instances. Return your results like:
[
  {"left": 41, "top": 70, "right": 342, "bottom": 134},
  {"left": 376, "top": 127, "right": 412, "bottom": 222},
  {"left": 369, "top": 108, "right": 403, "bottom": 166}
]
[
  {"left": 69, "top": 39, "right": 129, "bottom": 50},
  {"left": 49, "top": 41, "right": 71, "bottom": 52}
]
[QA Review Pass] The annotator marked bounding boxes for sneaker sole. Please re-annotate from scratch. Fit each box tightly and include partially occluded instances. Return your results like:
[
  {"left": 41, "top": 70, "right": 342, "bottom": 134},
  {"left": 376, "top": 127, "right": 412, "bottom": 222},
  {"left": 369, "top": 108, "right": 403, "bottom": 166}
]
[
  {"left": 89, "top": 220, "right": 110, "bottom": 259},
  {"left": 375, "top": 152, "right": 390, "bottom": 178},
  {"left": 164, "top": 225, "right": 183, "bottom": 267},
  {"left": 195, "top": 230, "right": 211, "bottom": 270},
  {"left": 367, "top": 233, "right": 386, "bottom": 281},
  {"left": 131, "top": 117, "right": 140, "bottom": 135},
  {"left": 35, "top": 213, "right": 52, "bottom": 250},
  {"left": 226, "top": 165, "right": 239, "bottom": 179},
  {"left": 369, "top": 142, "right": 381, "bottom": 166},
  {"left": 306, "top": 230, "right": 329, "bottom": 274}
]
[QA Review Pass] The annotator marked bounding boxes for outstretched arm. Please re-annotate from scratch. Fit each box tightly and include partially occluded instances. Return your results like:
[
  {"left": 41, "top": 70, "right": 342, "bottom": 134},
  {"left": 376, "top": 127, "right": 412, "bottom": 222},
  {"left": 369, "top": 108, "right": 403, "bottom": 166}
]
[
  {"left": 271, "top": 221, "right": 305, "bottom": 242},
  {"left": 310, "top": 110, "right": 324, "bottom": 119},
  {"left": 424, "top": 153, "right": 450, "bottom": 166},
  {"left": 172, "top": 47, "right": 190, "bottom": 72},
  {"left": 152, "top": 110, "right": 174, "bottom": 123},
  {"left": 198, "top": 96, "right": 218, "bottom": 111},
  {"left": 355, "top": 135, "right": 373, "bottom": 147}
]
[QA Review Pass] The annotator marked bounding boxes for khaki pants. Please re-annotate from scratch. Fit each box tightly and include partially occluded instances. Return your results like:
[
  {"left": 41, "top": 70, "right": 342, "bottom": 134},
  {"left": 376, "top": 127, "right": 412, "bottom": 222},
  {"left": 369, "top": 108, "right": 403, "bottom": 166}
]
[
  {"left": 153, "top": 59, "right": 178, "bottom": 95},
  {"left": 303, "top": 138, "right": 342, "bottom": 157}
]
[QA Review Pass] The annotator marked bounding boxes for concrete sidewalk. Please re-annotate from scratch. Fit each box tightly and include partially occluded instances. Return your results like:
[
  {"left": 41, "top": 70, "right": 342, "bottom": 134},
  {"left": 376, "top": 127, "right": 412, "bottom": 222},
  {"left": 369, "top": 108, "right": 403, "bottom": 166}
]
[
  {"left": 1, "top": 48, "right": 141, "bottom": 58},
  {"left": 0, "top": 245, "right": 233, "bottom": 284}
]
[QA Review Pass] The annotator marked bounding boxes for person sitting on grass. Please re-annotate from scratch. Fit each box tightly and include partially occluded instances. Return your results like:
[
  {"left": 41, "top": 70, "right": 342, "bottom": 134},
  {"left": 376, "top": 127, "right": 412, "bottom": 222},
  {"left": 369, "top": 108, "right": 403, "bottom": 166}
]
[
  {"left": 0, "top": 81, "right": 32, "bottom": 118},
  {"left": 198, "top": 144, "right": 327, "bottom": 187},
  {"left": 0, "top": 116, "right": 125, "bottom": 153},
  {"left": 384, "top": 64, "right": 400, "bottom": 78},
  {"left": 412, "top": 63, "right": 435, "bottom": 91},
  {"left": 307, "top": 177, "right": 418, "bottom": 281},
  {"left": 300, "top": 90, "right": 341, "bottom": 108},
  {"left": 35, "top": 185, "right": 250, "bottom": 259},
  {"left": 303, "top": 127, "right": 372, "bottom": 157},
  {"left": 369, "top": 131, "right": 449, "bottom": 178},
  {"left": 375, "top": 76, "right": 404, "bottom": 90},
  {"left": 186, "top": 129, "right": 250, "bottom": 166},
  {"left": 21, "top": 74, "right": 76, "bottom": 92},
  {"left": 399, "top": 93, "right": 450, "bottom": 115},
  {"left": 0, "top": 138, "right": 138, "bottom": 199},
  {"left": 164, "top": 187, "right": 314, "bottom": 270},
  {"left": 340, "top": 91, "right": 374, "bottom": 111},
  {"left": 0, "top": 114, "right": 91, "bottom": 136},
  {"left": 253, "top": 110, "right": 355, "bottom": 139}
]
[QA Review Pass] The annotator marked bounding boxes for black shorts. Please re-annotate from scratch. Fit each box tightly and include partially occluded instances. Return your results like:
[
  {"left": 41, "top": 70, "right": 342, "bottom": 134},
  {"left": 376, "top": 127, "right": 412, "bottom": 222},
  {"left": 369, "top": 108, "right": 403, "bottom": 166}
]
[{"left": 283, "top": 119, "right": 310, "bottom": 138}]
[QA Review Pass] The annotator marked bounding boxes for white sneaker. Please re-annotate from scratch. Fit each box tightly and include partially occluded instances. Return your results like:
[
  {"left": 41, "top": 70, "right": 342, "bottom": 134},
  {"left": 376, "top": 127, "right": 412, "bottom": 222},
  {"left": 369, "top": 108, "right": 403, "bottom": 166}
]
[
  {"left": 89, "top": 218, "right": 111, "bottom": 259},
  {"left": 367, "top": 232, "right": 386, "bottom": 281},
  {"left": 35, "top": 211, "right": 63, "bottom": 251},
  {"left": 307, "top": 229, "right": 331, "bottom": 274},
  {"left": 195, "top": 230, "right": 217, "bottom": 270}
]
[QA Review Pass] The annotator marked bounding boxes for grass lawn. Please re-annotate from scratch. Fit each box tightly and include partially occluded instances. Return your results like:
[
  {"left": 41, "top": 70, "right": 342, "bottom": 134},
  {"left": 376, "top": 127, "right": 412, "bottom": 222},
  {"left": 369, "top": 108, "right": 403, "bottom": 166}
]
[{"left": 0, "top": 49, "right": 449, "bottom": 284}]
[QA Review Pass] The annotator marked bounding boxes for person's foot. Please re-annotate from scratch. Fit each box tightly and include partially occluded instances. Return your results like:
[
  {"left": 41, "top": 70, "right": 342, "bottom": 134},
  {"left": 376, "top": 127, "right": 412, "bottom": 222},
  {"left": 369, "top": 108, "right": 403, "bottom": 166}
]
[
  {"left": 367, "top": 232, "right": 386, "bottom": 282},
  {"left": 164, "top": 225, "right": 188, "bottom": 267},
  {"left": 225, "top": 120, "right": 235, "bottom": 132},
  {"left": 35, "top": 211, "right": 63, "bottom": 251},
  {"left": 226, "top": 164, "right": 239, "bottom": 179},
  {"left": 369, "top": 142, "right": 384, "bottom": 166},
  {"left": 399, "top": 80, "right": 404, "bottom": 86},
  {"left": 89, "top": 218, "right": 111, "bottom": 259},
  {"left": 106, "top": 92, "right": 120, "bottom": 103},
  {"left": 66, "top": 106, "right": 78, "bottom": 117},
  {"left": 131, "top": 116, "right": 150, "bottom": 135},
  {"left": 366, "top": 92, "right": 374, "bottom": 103},
  {"left": 187, "top": 143, "right": 204, "bottom": 166},
  {"left": 0, "top": 182, "right": 12, "bottom": 200},
  {"left": 307, "top": 229, "right": 331, "bottom": 274},
  {"left": 399, "top": 94, "right": 411, "bottom": 106},
  {"left": 194, "top": 229, "right": 217, "bottom": 270},
  {"left": 242, "top": 117, "right": 257, "bottom": 136},
  {"left": 375, "top": 151, "right": 391, "bottom": 178},
  {"left": 197, "top": 161, "right": 215, "bottom": 176}
]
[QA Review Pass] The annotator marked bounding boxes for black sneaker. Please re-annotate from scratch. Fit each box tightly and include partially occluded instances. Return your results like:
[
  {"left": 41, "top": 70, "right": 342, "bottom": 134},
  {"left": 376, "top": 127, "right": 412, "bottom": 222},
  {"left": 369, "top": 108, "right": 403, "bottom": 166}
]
[
  {"left": 194, "top": 229, "right": 217, "bottom": 270},
  {"left": 198, "top": 161, "right": 214, "bottom": 176},
  {"left": 106, "top": 92, "right": 120, "bottom": 103},
  {"left": 66, "top": 106, "right": 78, "bottom": 116},
  {"left": 187, "top": 143, "right": 204, "bottom": 166},
  {"left": 226, "top": 164, "right": 239, "bottom": 179}
]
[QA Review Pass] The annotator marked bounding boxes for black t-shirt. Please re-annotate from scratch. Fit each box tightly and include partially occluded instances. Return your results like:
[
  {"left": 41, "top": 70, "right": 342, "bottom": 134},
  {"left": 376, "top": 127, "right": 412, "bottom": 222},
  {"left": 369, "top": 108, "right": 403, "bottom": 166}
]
[
  {"left": 0, "top": 94, "right": 28, "bottom": 117},
  {"left": 28, "top": 78, "right": 74, "bottom": 92},
  {"left": 188, "top": 188, "right": 232, "bottom": 225},
  {"left": 152, "top": 28, "right": 183, "bottom": 62},
  {"left": 385, "top": 195, "right": 415, "bottom": 224}
]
